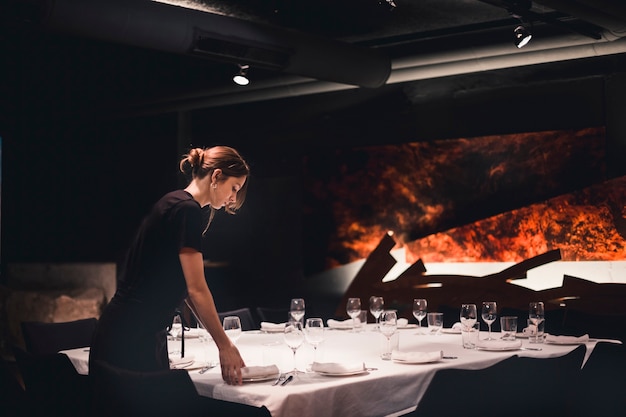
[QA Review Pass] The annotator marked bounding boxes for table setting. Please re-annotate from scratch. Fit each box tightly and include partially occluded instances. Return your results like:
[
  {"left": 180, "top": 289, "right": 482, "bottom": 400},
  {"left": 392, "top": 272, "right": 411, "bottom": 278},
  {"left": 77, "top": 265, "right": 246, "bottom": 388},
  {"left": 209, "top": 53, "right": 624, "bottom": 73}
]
[{"left": 59, "top": 296, "right": 622, "bottom": 417}]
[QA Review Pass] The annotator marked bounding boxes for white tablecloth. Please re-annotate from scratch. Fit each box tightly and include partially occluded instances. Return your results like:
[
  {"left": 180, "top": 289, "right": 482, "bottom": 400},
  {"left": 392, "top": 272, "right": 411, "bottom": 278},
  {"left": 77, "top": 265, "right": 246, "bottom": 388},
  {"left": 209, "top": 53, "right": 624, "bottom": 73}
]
[{"left": 61, "top": 325, "right": 615, "bottom": 417}]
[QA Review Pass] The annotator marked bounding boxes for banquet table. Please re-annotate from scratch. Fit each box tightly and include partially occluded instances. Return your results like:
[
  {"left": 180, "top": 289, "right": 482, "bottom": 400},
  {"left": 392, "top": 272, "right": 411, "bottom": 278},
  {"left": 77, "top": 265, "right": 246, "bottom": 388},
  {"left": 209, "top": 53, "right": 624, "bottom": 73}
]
[{"left": 61, "top": 325, "right": 617, "bottom": 417}]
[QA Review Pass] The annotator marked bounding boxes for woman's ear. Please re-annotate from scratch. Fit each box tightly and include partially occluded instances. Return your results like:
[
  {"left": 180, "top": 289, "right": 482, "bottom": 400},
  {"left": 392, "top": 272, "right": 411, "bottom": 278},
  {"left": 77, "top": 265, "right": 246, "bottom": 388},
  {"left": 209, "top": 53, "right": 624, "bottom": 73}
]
[{"left": 211, "top": 168, "right": 222, "bottom": 183}]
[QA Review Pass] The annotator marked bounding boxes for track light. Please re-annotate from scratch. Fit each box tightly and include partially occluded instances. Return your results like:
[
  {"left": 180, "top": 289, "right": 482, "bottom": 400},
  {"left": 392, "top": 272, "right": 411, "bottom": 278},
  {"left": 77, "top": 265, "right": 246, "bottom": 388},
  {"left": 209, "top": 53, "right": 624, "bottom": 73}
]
[
  {"left": 232, "top": 64, "right": 250, "bottom": 86},
  {"left": 513, "top": 24, "right": 532, "bottom": 48}
]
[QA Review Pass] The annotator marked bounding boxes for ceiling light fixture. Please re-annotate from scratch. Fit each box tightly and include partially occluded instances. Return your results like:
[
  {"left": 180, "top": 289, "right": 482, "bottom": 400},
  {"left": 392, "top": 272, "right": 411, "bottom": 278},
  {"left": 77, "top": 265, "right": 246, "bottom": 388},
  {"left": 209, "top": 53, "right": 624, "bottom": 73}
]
[
  {"left": 514, "top": 23, "right": 532, "bottom": 48},
  {"left": 232, "top": 64, "right": 250, "bottom": 86}
]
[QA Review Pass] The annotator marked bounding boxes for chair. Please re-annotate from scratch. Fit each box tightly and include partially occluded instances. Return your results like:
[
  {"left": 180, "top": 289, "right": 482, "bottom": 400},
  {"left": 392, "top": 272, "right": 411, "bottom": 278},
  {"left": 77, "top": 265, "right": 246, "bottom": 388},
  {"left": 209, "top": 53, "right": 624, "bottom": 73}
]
[
  {"left": 21, "top": 317, "right": 98, "bottom": 355},
  {"left": 91, "top": 359, "right": 271, "bottom": 417},
  {"left": 0, "top": 355, "right": 29, "bottom": 417},
  {"left": 255, "top": 306, "right": 290, "bottom": 324},
  {"left": 13, "top": 346, "right": 92, "bottom": 417},
  {"left": 218, "top": 307, "right": 258, "bottom": 331}
]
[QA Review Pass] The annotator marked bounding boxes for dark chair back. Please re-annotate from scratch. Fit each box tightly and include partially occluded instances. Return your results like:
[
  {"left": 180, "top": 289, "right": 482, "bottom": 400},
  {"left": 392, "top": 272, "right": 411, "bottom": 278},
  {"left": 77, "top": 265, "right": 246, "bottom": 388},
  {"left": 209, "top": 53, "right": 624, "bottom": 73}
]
[
  {"left": 91, "top": 360, "right": 271, "bottom": 417},
  {"left": 21, "top": 317, "right": 98, "bottom": 355},
  {"left": 0, "top": 355, "right": 29, "bottom": 417},
  {"left": 256, "top": 306, "right": 290, "bottom": 324},
  {"left": 13, "top": 346, "right": 92, "bottom": 417},
  {"left": 218, "top": 307, "right": 258, "bottom": 331}
]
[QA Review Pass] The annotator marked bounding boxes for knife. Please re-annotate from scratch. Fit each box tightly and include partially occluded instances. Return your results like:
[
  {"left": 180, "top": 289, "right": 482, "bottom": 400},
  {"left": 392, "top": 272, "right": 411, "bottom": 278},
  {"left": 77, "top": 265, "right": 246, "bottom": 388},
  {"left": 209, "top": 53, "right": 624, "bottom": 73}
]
[{"left": 281, "top": 375, "right": 294, "bottom": 386}]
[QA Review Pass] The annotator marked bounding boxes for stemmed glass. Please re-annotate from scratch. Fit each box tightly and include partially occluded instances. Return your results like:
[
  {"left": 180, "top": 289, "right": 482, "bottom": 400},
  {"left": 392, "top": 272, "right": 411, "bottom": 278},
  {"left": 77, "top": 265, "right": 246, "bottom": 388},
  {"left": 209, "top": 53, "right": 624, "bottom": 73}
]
[
  {"left": 460, "top": 303, "right": 478, "bottom": 330},
  {"left": 346, "top": 298, "right": 362, "bottom": 332},
  {"left": 369, "top": 296, "right": 384, "bottom": 330},
  {"left": 529, "top": 301, "right": 545, "bottom": 343},
  {"left": 481, "top": 301, "right": 498, "bottom": 340},
  {"left": 290, "top": 298, "right": 306, "bottom": 324},
  {"left": 222, "top": 316, "right": 242, "bottom": 344},
  {"left": 304, "top": 318, "right": 325, "bottom": 363},
  {"left": 379, "top": 310, "right": 398, "bottom": 360},
  {"left": 284, "top": 320, "right": 304, "bottom": 376},
  {"left": 412, "top": 299, "right": 428, "bottom": 334}
]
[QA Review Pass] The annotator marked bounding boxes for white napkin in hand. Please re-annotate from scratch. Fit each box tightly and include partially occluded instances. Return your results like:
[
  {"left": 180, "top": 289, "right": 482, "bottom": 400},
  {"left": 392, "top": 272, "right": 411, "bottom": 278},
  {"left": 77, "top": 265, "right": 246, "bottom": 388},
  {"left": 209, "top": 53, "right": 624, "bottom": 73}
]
[
  {"left": 397, "top": 318, "right": 408, "bottom": 327},
  {"left": 260, "top": 322, "right": 287, "bottom": 331},
  {"left": 327, "top": 319, "right": 357, "bottom": 329},
  {"left": 241, "top": 365, "right": 280, "bottom": 379},
  {"left": 169, "top": 355, "right": 195, "bottom": 369},
  {"left": 311, "top": 361, "right": 365, "bottom": 374},
  {"left": 391, "top": 350, "right": 443, "bottom": 363},
  {"left": 545, "top": 334, "right": 590, "bottom": 344}
]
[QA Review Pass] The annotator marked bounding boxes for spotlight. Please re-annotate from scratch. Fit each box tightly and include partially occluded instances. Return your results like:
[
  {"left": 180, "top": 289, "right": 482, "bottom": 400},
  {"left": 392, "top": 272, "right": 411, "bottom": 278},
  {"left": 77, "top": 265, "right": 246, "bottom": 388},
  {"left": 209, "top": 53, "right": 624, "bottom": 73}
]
[
  {"left": 513, "top": 24, "right": 532, "bottom": 48},
  {"left": 232, "top": 64, "right": 250, "bottom": 86}
]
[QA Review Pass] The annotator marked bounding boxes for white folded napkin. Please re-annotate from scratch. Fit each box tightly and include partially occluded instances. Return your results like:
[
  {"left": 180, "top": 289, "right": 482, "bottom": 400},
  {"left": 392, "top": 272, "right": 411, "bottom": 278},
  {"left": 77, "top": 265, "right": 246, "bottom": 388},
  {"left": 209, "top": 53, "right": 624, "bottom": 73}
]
[
  {"left": 522, "top": 325, "right": 537, "bottom": 336},
  {"left": 451, "top": 322, "right": 463, "bottom": 331},
  {"left": 327, "top": 319, "right": 357, "bottom": 329},
  {"left": 260, "top": 322, "right": 287, "bottom": 331},
  {"left": 311, "top": 361, "right": 365, "bottom": 374},
  {"left": 397, "top": 318, "right": 409, "bottom": 327},
  {"left": 545, "top": 334, "right": 590, "bottom": 344},
  {"left": 169, "top": 355, "right": 195, "bottom": 369},
  {"left": 241, "top": 365, "right": 280, "bottom": 379},
  {"left": 475, "top": 339, "right": 522, "bottom": 350},
  {"left": 391, "top": 350, "right": 443, "bottom": 363}
]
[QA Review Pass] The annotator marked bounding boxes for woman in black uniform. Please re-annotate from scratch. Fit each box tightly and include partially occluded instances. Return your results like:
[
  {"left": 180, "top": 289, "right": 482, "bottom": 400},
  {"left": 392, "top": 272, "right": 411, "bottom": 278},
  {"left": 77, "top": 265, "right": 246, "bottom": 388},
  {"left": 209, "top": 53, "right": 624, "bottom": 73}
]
[{"left": 90, "top": 146, "right": 249, "bottom": 385}]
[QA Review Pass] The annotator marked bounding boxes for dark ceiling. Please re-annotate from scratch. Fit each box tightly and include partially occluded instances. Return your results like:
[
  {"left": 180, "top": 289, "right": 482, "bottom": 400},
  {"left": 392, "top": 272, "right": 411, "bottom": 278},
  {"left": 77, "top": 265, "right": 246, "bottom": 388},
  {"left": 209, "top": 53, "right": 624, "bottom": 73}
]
[{"left": 2, "top": 0, "right": 626, "bottom": 121}]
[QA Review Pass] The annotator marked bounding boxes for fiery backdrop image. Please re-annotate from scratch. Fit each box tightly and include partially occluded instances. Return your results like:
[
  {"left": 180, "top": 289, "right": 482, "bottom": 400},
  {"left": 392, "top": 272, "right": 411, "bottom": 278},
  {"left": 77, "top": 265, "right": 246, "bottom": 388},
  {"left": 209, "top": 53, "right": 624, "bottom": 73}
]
[{"left": 302, "top": 126, "right": 625, "bottom": 273}]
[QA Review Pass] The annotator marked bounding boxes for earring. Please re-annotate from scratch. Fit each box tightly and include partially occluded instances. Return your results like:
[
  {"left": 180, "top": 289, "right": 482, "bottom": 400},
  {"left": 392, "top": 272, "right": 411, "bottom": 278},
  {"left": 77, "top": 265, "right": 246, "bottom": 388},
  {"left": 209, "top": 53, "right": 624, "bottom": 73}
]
[{"left": 211, "top": 183, "right": 217, "bottom": 189}]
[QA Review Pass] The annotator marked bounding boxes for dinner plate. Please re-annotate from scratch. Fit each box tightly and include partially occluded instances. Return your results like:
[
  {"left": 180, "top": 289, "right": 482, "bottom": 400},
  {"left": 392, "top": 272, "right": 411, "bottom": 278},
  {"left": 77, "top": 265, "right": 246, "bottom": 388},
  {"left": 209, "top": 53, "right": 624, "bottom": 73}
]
[
  {"left": 515, "top": 332, "right": 529, "bottom": 338},
  {"left": 397, "top": 324, "right": 418, "bottom": 329},
  {"left": 260, "top": 328, "right": 285, "bottom": 333},
  {"left": 441, "top": 328, "right": 461, "bottom": 334},
  {"left": 242, "top": 373, "right": 281, "bottom": 382},
  {"left": 476, "top": 345, "right": 521, "bottom": 351},
  {"left": 315, "top": 369, "right": 369, "bottom": 377}
]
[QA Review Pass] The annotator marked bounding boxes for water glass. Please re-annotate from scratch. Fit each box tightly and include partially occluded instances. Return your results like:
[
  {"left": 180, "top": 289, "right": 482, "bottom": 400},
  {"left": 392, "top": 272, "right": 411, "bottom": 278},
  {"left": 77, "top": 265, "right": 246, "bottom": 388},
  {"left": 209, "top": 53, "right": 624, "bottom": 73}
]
[
  {"left": 500, "top": 316, "right": 518, "bottom": 341},
  {"left": 427, "top": 312, "right": 443, "bottom": 335},
  {"left": 529, "top": 301, "right": 545, "bottom": 344},
  {"left": 461, "top": 320, "right": 479, "bottom": 349},
  {"left": 290, "top": 298, "right": 306, "bottom": 323}
]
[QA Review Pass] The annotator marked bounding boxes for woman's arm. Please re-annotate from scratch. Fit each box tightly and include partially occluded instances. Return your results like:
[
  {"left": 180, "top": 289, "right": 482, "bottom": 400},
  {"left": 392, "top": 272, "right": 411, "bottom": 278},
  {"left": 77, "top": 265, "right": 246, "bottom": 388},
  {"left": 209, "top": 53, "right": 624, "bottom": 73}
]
[{"left": 179, "top": 247, "right": 245, "bottom": 385}]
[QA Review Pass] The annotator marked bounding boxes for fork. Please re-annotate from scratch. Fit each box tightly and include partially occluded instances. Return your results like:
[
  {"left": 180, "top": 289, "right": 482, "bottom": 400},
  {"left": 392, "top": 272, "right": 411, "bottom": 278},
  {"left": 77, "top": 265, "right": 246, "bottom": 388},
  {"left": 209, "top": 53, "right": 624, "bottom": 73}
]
[
  {"left": 198, "top": 361, "right": 219, "bottom": 374},
  {"left": 272, "top": 374, "right": 286, "bottom": 386}
]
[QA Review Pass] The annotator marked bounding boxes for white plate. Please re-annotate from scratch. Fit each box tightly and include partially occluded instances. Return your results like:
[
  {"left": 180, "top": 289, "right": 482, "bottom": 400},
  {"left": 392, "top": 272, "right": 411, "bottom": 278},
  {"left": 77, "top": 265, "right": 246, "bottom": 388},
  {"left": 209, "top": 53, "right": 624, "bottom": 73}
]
[
  {"left": 260, "top": 328, "right": 285, "bottom": 333},
  {"left": 392, "top": 358, "right": 442, "bottom": 364},
  {"left": 476, "top": 345, "right": 521, "bottom": 351},
  {"left": 316, "top": 369, "right": 369, "bottom": 377},
  {"left": 441, "top": 328, "right": 461, "bottom": 334},
  {"left": 396, "top": 324, "right": 418, "bottom": 329},
  {"left": 515, "top": 333, "right": 529, "bottom": 338},
  {"left": 242, "top": 373, "right": 281, "bottom": 382}
]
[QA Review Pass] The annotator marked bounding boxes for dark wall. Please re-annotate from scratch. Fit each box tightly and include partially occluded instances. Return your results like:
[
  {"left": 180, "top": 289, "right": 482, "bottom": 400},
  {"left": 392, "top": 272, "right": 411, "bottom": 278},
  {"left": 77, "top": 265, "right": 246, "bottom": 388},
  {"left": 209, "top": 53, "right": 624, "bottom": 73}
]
[{"left": 2, "top": 49, "right": 626, "bottom": 310}]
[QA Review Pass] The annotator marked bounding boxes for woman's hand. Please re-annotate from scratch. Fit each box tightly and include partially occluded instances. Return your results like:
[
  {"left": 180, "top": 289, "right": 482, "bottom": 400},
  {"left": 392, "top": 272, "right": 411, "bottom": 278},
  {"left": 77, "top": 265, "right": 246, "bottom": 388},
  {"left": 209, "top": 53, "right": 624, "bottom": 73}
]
[{"left": 219, "top": 343, "right": 246, "bottom": 385}]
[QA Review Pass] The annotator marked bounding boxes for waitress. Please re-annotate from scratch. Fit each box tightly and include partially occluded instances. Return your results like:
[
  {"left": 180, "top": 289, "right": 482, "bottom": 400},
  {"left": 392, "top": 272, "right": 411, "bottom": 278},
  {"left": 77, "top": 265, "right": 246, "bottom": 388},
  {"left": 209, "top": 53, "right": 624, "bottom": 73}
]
[{"left": 90, "top": 145, "right": 249, "bottom": 385}]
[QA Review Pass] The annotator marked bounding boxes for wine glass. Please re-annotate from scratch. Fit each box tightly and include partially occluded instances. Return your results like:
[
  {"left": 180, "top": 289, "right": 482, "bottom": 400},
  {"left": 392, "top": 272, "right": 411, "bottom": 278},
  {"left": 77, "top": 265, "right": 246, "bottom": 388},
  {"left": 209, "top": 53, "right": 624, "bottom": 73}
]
[
  {"left": 529, "top": 301, "right": 545, "bottom": 343},
  {"left": 369, "top": 296, "right": 384, "bottom": 330},
  {"left": 460, "top": 304, "right": 478, "bottom": 330},
  {"left": 222, "top": 316, "right": 242, "bottom": 344},
  {"left": 412, "top": 299, "right": 428, "bottom": 334},
  {"left": 379, "top": 310, "right": 398, "bottom": 360},
  {"left": 481, "top": 301, "right": 498, "bottom": 340},
  {"left": 197, "top": 322, "right": 216, "bottom": 370},
  {"left": 304, "top": 318, "right": 325, "bottom": 363},
  {"left": 346, "top": 298, "right": 362, "bottom": 332},
  {"left": 284, "top": 320, "right": 304, "bottom": 375},
  {"left": 290, "top": 298, "right": 306, "bottom": 323}
]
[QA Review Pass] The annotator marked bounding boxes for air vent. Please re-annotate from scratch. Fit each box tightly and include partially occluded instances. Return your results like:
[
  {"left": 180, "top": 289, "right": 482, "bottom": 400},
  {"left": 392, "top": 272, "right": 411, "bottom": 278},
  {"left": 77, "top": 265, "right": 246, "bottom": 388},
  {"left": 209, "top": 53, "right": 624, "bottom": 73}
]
[{"left": 191, "top": 29, "right": 291, "bottom": 70}]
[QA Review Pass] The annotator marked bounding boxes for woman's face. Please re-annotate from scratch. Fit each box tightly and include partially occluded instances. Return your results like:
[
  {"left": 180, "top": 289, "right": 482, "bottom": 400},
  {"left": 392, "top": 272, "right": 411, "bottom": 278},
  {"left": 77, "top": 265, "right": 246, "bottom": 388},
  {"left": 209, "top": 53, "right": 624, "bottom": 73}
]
[{"left": 210, "top": 175, "right": 246, "bottom": 209}]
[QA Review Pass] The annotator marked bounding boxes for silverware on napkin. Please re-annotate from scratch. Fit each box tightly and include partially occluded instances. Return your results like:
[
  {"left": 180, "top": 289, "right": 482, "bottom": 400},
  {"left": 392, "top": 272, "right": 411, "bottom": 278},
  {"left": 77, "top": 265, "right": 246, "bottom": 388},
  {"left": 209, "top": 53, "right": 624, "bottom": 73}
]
[{"left": 281, "top": 375, "right": 293, "bottom": 386}]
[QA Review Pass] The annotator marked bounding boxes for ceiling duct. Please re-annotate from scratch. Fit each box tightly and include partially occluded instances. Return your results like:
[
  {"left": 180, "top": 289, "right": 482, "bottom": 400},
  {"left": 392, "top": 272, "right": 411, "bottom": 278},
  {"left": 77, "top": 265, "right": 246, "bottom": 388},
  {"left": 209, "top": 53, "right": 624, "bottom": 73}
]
[{"left": 35, "top": 0, "right": 391, "bottom": 88}]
